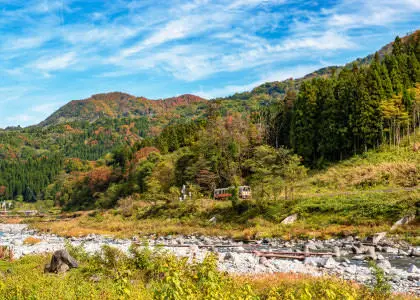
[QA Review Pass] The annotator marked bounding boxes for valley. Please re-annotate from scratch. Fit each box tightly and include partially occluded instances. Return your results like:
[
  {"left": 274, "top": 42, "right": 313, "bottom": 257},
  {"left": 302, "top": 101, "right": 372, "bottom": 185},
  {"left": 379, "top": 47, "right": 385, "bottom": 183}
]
[{"left": 0, "top": 30, "right": 419, "bottom": 299}]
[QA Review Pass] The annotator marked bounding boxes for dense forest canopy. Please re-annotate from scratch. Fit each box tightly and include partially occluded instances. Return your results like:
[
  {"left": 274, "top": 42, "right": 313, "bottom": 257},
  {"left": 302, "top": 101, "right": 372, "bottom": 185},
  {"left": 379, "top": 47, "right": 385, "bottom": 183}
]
[{"left": 0, "top": 32, "right": 419, "bottom": 204}]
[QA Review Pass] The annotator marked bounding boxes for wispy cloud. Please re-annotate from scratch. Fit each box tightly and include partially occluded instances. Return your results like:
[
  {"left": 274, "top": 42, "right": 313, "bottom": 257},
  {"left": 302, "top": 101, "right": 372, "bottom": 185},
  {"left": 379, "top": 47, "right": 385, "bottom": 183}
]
[{"left": 33, "top": 52, "right": 77, "bottom": 72}]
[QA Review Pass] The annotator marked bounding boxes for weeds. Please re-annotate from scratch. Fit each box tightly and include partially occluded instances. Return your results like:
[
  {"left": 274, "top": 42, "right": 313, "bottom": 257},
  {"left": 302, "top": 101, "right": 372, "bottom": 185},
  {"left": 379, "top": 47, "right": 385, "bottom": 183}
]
[{"left": 0, "top": 246, "right": 409, "bottom": 300}]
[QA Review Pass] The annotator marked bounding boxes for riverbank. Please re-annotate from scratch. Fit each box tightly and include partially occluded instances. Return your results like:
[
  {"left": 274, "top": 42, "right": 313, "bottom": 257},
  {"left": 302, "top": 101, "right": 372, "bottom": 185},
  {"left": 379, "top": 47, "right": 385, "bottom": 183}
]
[
  {"left": 19, "top": 188, "right": 418, "bottom": 246},
  {"left": 1, "top": 223, "right": 419, "bottom": 295}
]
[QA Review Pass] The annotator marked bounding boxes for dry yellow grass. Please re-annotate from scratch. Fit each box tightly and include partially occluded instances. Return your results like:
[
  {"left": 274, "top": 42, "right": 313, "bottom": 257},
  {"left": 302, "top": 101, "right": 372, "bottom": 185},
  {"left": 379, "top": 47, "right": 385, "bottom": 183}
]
[
  {"left": 30, "top": 210, "right": 417, "bottom": 242},
  {"left": 313, "top": 162, "right": 418, "bottom": 190},
  {"left": 23, "top": 237, "right": 42, "bottom": 245}
]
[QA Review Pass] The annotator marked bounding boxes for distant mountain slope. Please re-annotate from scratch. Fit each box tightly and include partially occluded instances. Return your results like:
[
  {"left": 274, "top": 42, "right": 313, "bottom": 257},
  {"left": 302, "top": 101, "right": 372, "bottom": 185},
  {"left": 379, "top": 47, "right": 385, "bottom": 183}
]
[
  {"left": 218, "top": 30, "right": 420, "bottom": 103},
  {"left": 40, "top": 93, "right": 207, "bottom": 127}
]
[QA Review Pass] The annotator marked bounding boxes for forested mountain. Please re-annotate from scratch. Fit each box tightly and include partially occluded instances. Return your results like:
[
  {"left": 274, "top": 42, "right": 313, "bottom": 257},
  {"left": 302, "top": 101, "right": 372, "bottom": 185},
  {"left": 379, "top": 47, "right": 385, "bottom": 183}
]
[
  {"left": 40, "top": 93, "right": 207, "bottom": 127},
  {"left": 0, "top": 31, "right": 419, "bottom": 203}
]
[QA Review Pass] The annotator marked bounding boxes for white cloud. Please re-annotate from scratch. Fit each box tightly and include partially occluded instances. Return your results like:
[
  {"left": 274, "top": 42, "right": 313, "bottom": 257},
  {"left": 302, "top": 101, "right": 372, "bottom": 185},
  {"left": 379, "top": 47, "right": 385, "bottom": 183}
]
[
  {"left": 228, "top": 0, "right": 284, "bottom": 9},
  {"left": 33, "top": 52, "right": 76, "bottom": 71},
  {"left": 63, "top": 25, "right": 138, "bottom": 45},
  {"left": 3, "top": 35, "right": 50, "bottom": 50},
  {"left": 279, "top": 31, "right": 354, "bottom": 51}
]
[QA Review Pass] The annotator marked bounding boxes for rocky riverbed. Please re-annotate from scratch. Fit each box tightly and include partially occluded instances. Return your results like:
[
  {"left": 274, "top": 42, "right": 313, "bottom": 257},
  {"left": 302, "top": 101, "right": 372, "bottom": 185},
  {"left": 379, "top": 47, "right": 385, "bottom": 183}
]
[{"left": 1, "top": 224, "right": 419, "bottom": 294}]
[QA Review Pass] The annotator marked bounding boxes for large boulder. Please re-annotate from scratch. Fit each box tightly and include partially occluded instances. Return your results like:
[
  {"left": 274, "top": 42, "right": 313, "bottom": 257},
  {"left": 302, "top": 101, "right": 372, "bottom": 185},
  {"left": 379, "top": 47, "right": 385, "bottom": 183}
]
[
  {"left": 44, "top": 250, "right": 78, "bottom": 273},
  {"left": 391, "top": 215, "right": 415, "bottom": 231},
  {"left": 407, "top": 264, "right": 419, "bottom": 274},
  {"left": 281, "top": 214, "right": 298, "bottom": 225}
]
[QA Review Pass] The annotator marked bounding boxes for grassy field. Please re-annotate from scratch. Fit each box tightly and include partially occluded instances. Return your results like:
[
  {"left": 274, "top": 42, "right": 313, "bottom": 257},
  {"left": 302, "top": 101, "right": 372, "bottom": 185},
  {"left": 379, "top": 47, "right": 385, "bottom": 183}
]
[{"left": 0, "top": 244, "right": 412, "bottom": 300}]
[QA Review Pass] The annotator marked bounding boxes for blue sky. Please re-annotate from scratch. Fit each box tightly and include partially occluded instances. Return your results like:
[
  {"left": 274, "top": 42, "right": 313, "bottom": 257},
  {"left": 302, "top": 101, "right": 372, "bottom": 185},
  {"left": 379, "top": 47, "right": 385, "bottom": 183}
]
[{"left": 1, "top": 0, "right": 420, "bottom": 128}]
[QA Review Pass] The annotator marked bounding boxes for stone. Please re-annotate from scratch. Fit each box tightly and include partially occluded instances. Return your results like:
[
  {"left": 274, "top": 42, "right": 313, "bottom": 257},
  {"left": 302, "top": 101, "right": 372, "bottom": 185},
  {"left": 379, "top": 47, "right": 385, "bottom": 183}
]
[
  {"left": 281, "top": 214, "right": 298, "bottom": 225},
  {"left": 352, "top": 255, "right": 365, "bottom": 260},
  {"left": 408, "top": 274, "right": 420, "bottom": 281},
  {"left": 377, "top": 260, "right": 391, "bottom": 270},
  {"left": 304, "top": 242, "right": 317, "bottom": 252},
  {"left": 303, "top": 257, "right": 320, "bottom": 267},
  {"left": 333, "top": 246, "right": 341, "bottom": 257},
  {"left": 376, "top": 254, "right": 385, "bottom": 260},
  {"left": 407, "top": 264, "right": 419, "bottom": 274},
  {"left": 344, "top": 236, "right": 354, "bottom": 242},
  {"left": 398, "top": 250, "right": 408, "bottom": 256},
  {"left": 366, "top": 247, "right": 377, "bottom": 260},
  {"left": 384, "top": 247, "right": 399, "bottom": 254},
  {"left": 44, "top": 249, "right": 78, "bottom": 273},
  {"left": 391, "top": 215, "right": 415, "bottom": 231},
  {"left": 259, "top": 256, "right": 269, "bottom": 266},
  {"left": 371, "top": 232, "right": 387, "bottom": 244},
  {"left": 224, "top": 252, "right": 233, "bottom": 261},
  {"left": 351, "top": 245, "right": 363, "bottom": 254},
  {"left": 57, "top": 263, "right": 70, "bottom": 273},
  {"left": 344, "top": 258, "right": 351, "bottom": 264},
  {"left": 323, "top": 257, "right": 337, "bottom": 269},
  {"left": 410, "top": 248, "right": 420, "bottom": 257},
  {"left": 208, "top": 216, "right": 217, "bottom": 224},
  {"left": 303, "top": 257, "right": 336, "bottom": 268}
]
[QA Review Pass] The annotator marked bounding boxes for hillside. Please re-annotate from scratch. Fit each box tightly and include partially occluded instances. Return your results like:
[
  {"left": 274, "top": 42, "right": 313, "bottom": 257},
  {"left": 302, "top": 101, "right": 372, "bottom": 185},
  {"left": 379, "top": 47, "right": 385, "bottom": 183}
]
[{"left": 40, "top": 93, "right": 207, "bottom": 127}]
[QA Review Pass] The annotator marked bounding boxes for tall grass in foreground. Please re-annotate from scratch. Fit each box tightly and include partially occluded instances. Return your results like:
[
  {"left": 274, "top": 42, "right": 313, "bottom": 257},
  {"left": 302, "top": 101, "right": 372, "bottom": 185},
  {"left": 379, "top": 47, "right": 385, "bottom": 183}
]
[{"left": 0, "top": 244, "right": 412, "bottom": 300}]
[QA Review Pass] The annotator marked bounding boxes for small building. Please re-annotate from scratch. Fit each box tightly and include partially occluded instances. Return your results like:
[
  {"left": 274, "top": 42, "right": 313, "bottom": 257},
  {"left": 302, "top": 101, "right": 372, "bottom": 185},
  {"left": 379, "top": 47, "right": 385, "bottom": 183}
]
[{"left": 214, "top": 186, "right": 252, "bottom": 200}]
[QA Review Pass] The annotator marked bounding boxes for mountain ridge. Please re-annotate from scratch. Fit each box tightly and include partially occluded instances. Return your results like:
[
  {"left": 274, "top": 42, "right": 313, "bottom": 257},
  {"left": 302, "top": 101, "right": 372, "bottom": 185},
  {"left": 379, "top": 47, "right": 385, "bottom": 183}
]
[{"left": 40, "top": 93, "right": 207, "bottom": 127}]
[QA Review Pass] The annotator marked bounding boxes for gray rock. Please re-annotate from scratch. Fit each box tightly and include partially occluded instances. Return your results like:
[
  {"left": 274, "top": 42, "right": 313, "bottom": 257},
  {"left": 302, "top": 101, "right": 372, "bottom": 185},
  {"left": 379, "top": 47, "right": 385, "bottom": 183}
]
[
  {"left": 410, "top": 248, "right": 420, "bottom": 257},
  {"left": 377, "top": 260, "right": 391, "bottom": 269},
  {"left": 371, "top": 232, "right": 387, "bottom": 244},
  {"left": 44, "top": 249, "right": 78, "bottom": 273},
  {"left": 224, "top": 252, "right": 233, "bottom": 261},
  {"left": 333, "top": 246, "right": 341, "bottom": 257},
  {"left": 408, "top": 274, "right": 420, "bottom": 281},
  {"left": 303, "top": 257, "right": 320, "bottom": 267},
  {"left": 323, "top": 257, "right": 337, "bottom": 269},
  {"left": 303, "top": 257, "right": 336, "bottom": 268},
  {"left": 398, "top": 250, "right": 408, "bottom": 256},
  {"left": 407, "top": 264, "right": 419, "bottom": 274},
  {"left": 304, "top": 242, "right": 317, "bottom": 252},
  {"left": 366, "top": 247, "right": 377, "bottom": 260},
  {"left": 344, "top": 236, "right": 354, "bottom": 242},
  {"left": 391, "top": 215, "right": 415, "bottom": 231},
  {"left": 351, "top": 245, "right": 363, "bottom": 254},
  {"left": 259, "top": 256, "right": 267, "bottom": 264},
  {"left": 281, "top": 214, "right": 298, "bottom": 225},
  {"left": 57, "top": 263, "right": 70, "bottom": 273},
  {"left": 352, "top": 255, "right": 365, "bottom": 260},
  {"left": 376, "top": 254, "right": 385, "bottom": 260},
  {"left": 384, "top": 247, "right": 399, "bottom": 254},
  {"left": 208, "top": 216, "right": 217, "bottom": 224}
]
